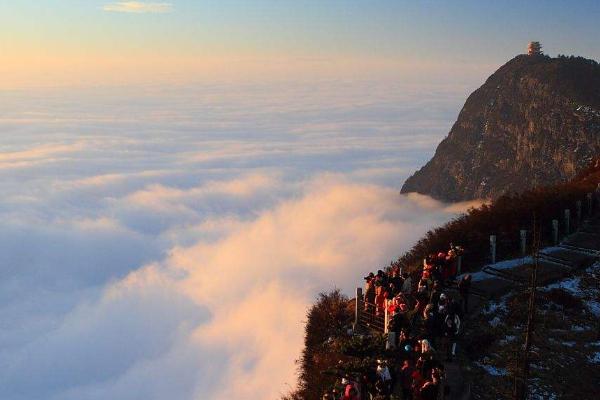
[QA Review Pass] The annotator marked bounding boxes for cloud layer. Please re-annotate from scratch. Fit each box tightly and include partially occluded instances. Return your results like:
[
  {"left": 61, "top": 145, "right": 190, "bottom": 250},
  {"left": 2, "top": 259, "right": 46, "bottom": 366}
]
[
  {"left": 103, "top": 2, "right": 173, "bottom": 14},
  {"left": 0, "top": 81, "right": 466, "bottom": 399}
]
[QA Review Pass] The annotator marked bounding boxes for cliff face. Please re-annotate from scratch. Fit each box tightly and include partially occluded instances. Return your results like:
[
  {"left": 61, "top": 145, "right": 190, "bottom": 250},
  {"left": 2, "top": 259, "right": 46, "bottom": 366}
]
[{"left": 401, "top": 54, "right": 600, "bottom": 202}]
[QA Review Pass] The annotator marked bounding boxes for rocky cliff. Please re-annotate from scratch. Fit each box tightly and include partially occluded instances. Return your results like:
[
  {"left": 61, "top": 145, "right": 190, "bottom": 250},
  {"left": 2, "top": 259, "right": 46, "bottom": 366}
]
[{"left": 401, "top": 54, "right": 600, "bottom": 202}]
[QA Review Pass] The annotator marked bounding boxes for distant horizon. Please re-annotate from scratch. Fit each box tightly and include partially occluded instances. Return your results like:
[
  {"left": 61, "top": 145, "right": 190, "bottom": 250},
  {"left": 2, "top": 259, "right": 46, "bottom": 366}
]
[{"left": 2, "top": 1, "right": 600, "bottom": 88}]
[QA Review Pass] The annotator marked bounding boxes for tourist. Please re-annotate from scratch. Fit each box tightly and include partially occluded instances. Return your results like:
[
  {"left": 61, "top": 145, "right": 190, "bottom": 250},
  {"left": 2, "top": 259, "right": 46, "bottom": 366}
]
[
  {"left": 458, "top": 274, "right": 472, "bottom": 314},
  {"left": 374, "top": 285, "right": 387, "bottom": 316},
  {"left": 376, "top": 359, "right": 392, "bottom": 395},
  {"left": 400, "top": 359, "right": 415, "bottom": 400},
  {"left": 401, "top": 273, "right": 413, "bottom": 294},
  {"left": 443, "top": 312, "right": 461, "bottom": 361}
]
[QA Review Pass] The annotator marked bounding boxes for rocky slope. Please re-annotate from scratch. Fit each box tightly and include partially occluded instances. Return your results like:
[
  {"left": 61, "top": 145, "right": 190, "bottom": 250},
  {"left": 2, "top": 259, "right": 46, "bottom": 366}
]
[{"left": 401, "top": 54, "right": 600, "bottom": 202}]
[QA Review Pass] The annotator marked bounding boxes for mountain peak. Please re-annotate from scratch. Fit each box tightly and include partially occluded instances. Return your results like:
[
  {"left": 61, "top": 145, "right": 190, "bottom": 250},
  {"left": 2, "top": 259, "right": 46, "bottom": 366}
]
[{"left": 401, "top": 53, "right": 600, "bottom": 202}]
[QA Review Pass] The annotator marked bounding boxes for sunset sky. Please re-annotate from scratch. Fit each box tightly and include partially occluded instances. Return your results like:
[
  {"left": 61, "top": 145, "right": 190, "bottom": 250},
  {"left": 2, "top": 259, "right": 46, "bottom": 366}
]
[
  {"left": 1, "top": 2, "right": 600, "bottom": 399},
  {"left": 2, "top": 1, "right": 599, "bottom": 87}
]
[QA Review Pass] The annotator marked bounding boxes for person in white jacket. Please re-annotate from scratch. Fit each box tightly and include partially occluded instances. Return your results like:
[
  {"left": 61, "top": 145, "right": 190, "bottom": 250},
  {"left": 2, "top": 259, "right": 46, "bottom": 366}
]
[{"left": 443, "top": 313, "right": 461, "bottom": 361}]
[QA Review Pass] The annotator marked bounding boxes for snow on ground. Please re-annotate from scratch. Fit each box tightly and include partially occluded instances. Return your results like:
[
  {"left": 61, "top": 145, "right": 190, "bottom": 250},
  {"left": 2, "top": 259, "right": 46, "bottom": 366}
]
[
  {"left": 483, "top": 293, "right": 509, "bottom": 315},
  {"left": 542, "top": 260, "right": 600, "bottom": 316},
  {"left": 571, "top": 324, "right": 590, "bottom": 332},
  {"left": 498, "top": 335, "right": 516, "bottom": 345},
  {"left": 540, "top": 247, "right": 565, "bottom": 255},
  {"left": 469, "top": 244, "right": 600, "bottom": 398},
  {"left": 588, "top": 352, "right": 600, "bottom": 364},
  {"left": 465, "top": 257, "right": 532, "bottom": 282},
  {"left": 585, "top": 260, "right": 600, "bottom": 273},
  {"left": 530, "top": 389, "right": 558, "bottom": 400},
  {"left": 473, "top": 361, "right": 508, "bottom": 376},
  {"left": 543, "top": 276, "right": 581, "bottom": 294},
  {"left": 463, "top": 246, "right": 598, "bottom": 283},
  {"left": 587, "top": 299, "right": 600, "bottom": 316}
]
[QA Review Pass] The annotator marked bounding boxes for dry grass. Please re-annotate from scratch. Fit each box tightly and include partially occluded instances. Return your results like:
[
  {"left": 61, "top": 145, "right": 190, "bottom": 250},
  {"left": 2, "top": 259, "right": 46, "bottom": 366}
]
[{"left": 464, "top": 264, "right": 600, "bottom": 399}]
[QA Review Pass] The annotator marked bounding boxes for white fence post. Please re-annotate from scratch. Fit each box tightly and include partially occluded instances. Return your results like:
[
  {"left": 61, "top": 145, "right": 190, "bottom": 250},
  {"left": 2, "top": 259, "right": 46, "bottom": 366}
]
[
  {"left": 383, "top": 299, "right": 389, "bottom": 334},
  {"left": 520, "top": 230, "right": 527, "bottom": 256},
  {"left": 552, "top": 219, "right": 559, "bottom": 245},
  {"left": 490, "top": 235, "right": 497, "bottom": 264},
  {"left": 564, "top": 209, "right": 571, "bottom": 235}
]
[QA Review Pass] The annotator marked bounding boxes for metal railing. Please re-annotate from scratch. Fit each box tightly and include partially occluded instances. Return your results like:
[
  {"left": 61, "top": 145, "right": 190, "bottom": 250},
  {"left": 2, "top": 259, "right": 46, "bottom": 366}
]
[{"left": 354, "top": 289, "right": 419, "bottom": 334}]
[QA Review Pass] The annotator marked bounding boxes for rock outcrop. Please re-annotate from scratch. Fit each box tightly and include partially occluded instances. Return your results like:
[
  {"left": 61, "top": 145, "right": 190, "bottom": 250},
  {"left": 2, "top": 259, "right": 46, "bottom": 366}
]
[{"left": 401, "top": 54, "right": 600, "bottom": 202}]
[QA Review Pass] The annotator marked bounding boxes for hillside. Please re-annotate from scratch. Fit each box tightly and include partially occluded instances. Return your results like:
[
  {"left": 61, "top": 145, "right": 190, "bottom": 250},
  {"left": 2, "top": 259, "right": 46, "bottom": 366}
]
[
  {"left": 289, "top": 160, "right": 600, "bottom": 400},
  {"left": 401, "top": 54, "right": 600, "bottom": 202}
]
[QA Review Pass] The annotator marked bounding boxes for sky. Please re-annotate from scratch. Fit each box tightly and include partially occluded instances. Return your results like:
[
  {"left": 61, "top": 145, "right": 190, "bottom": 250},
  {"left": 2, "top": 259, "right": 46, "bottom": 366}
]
[
  {"left": 1, "top": 1, "right": 599, "bottom": 399},
  {"left": 1, "top": 1, "right": 599, "bottom": 87}
]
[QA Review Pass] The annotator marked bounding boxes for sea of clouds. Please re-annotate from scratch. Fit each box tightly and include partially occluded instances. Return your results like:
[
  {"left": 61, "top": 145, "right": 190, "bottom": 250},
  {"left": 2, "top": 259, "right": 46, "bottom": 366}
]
[{"left": 0, "top": 80, "right": 473, "bottom": 399}]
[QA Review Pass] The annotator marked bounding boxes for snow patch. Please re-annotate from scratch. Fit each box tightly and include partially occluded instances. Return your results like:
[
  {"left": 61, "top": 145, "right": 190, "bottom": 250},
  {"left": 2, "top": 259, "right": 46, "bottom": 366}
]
[
  {"left": 586, "top": 299, "right": 600, "bottom": 316},
  {"left": 588, "top": 352, "right": 600, "bottom": 364},
  {"left": 531, "top": 390, "right": 558, "bottom": 400},
  {"left": 462, "top": 257, "right": 532, "bottom": 282},
  {"left": 474, "top": 361, "right": 508, "bottom": 376},
  {"left": 544, "top": 276, "right": 581, "bottom": 294},
  {"left": 571, "top": 324, "right": 589, "bottom": 332},
  {"left": 539, "top": 246, "right": 565, "bottom": 255},
  {"left": 498, "top": 335, "right": 516, "bottom": 345},
  {"left": 483, "top": 295, "right": 509, "bottom": 315},
  {"left": 585, "top": 261, "right": 600, "bottom": 273}
]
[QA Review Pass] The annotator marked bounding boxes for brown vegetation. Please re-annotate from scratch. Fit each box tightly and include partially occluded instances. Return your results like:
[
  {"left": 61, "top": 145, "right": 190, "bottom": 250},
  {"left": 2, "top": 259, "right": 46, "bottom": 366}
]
[
  {"left": 284, "top": 290, "right": 352, "bottom": 400},
  {"left": 394, "top": 159, "right": 600, "bottom": 275}
]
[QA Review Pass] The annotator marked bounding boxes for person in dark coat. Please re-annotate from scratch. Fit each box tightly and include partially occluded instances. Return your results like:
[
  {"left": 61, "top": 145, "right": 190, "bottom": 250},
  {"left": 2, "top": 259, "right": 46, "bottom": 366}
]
[
  {"left": 443, "top": 313, "right": 461, "bottom": 361},
  {"left": 458, "top": 274, "right": 472, "bottom": 314},
  {"left": 422, "top": 304, "right": 440, "bottom": 345},
  {"left": 400, "top": 359, "right": 414, "bottom": 400}
]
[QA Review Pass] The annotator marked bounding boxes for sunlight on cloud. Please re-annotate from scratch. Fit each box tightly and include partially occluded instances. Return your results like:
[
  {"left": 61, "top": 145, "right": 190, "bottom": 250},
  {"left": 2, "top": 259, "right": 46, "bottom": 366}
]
[
  {"left": 0, "top": 82, "right": 466, "bottom": 399},
  {"left": 0, "top": 173, "right": 464, "bottom": 399},
  {"left": 124, "top": 173, "right": 279, "bottom": 211},
  {"left": 3, "top": 178, "right": 459, "bottom": 400},
  {"left": 103, "top": 1, "right": 173, "bottom": 13},
  {"left": 0, "top": 142, "right": 85, "bottom": 163}
]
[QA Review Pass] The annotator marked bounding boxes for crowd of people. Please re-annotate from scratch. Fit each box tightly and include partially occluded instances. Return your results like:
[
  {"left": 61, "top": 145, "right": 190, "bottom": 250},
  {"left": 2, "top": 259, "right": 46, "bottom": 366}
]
[{"left": 324, "top": 245, "right": 473, "bottom": 400}]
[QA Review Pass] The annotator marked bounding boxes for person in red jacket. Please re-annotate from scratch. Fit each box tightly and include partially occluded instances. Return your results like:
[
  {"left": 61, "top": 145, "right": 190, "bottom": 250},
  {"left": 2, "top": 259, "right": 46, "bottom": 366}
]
[
  {"left": 374, "top": 285, "right": 387, "bottom": 316},
  {"left": 410, "top": 369, "right": 425, "bottom": 400},
  {"left": 342, "top": 378, "right": 360, "bottom": 400}
]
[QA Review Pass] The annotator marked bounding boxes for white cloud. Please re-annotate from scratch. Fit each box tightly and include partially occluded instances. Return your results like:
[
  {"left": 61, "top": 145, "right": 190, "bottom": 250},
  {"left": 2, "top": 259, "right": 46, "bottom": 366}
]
[
  {"left": 0, "top": 178, "right": 460, "bottom": 400},
  {"left": 103, "top": 1, "right": 173, "bottom": 13},
  {"left": 0, "top": 81, "right": 466, "bottom": 399}
]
